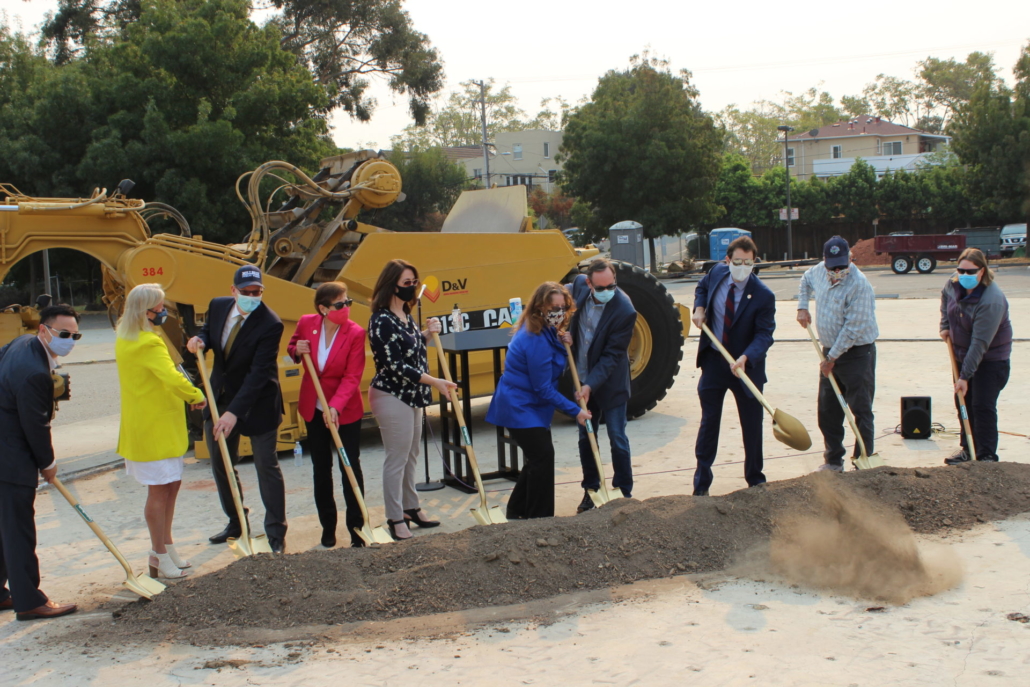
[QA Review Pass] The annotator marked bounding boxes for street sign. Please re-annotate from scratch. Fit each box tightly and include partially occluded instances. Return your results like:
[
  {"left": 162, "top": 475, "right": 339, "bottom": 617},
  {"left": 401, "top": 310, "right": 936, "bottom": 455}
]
[{"left": 779, "top": 208, "right": 799, "bottom": 221}]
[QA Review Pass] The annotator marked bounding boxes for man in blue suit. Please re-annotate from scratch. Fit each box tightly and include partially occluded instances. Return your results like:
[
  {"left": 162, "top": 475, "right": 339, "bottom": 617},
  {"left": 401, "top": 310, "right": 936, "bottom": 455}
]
[
  {"left": 690, "top": 236, "right": 776, "bottom": 495},
  {"left": 569, "top": 258, "right": 638, "bottom": 512}
]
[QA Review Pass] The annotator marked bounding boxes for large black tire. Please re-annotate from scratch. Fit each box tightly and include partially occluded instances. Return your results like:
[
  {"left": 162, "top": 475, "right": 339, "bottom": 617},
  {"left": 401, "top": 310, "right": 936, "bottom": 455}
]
[{"left": 915, "top": 254, "right": 937, "bottom": 274}]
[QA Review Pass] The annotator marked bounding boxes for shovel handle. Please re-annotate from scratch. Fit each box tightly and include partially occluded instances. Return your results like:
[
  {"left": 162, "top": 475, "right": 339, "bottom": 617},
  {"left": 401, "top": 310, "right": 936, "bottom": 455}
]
[
  {"left": 194, "top": 349, "right": 254, "bottom": 545},
  {"left": 806, "top": 325, "right": 870, "bottom": 460},
  {"left": 430, "top": 332, "right": 490, "bottom": 509},
  {"left": 945, "top": 339, "right": 977, "bottom": 461},
  {"left": 299, "top": 352, "right": 375, "bottom": 529},
  {"left": 563, "top": 341, "right": 612, "bottom": 500},
  {"left": 51, "top": 477, "right": 136, "bottom": 578},
  {"left": 699, "top": 322, "right": 775, "bottom": 416}
]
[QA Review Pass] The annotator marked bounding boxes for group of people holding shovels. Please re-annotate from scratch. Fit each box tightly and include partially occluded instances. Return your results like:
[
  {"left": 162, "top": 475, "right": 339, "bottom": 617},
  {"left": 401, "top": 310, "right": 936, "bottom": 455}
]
[{"left": 0, "top": 240, "right": 1012, "bottom": 620}]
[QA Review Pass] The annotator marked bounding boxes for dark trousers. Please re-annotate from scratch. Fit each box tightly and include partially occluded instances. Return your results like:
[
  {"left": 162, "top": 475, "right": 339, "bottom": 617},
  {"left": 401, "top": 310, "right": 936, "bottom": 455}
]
[
  {"left": 0, "top": 481, "right": 47, "bottom": 613},
  {"left": 205, "top": 422, "right": 287, "bottom": 540},
  {"left": 818, "top": 343, "right": 876, "bottom": 465},
  {"left": 507, "top": 427, "right": 555, "bottom": 519},
  {"left": 694, "top": 352, "right": 766, "bottom": 493},
  {"left": 578, "top": 400, "right": 633, "bottom": 496},
  {"left": 305, "top": 416, "right": 365, "bottom": 546},
  {"left": 955, "top": 359, "right": 1010, "bottom": 458}
]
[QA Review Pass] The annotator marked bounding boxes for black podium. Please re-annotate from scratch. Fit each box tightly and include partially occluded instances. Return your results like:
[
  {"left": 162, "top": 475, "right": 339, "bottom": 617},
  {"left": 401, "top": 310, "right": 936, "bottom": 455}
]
[{"left": 432, "top": 329, "right": 521, "bottom": 494}]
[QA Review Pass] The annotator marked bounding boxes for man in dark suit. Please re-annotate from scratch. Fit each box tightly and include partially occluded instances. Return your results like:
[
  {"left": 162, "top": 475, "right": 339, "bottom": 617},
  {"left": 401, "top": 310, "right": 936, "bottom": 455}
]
[
  {"left": 691, "top": 236, "right": 776, "bottom": 495},
  {"left": 187, "top": 266, "right": 287, "bottom": 552},
  {"left": 569, "top": 258, "right": 638, "bottom": 513},
  {"left": 0, "top": 304, "right": 80, "bottom": 620}
]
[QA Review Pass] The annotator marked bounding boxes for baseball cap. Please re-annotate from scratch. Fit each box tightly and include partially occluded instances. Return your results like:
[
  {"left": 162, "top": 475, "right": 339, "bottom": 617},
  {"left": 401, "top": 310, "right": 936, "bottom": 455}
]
[
  {"left": 234, "top": 265, "right": 264, "bottom": 289},
  {"left": 823, "top": 236, "right": 850, "bottom": 269}
]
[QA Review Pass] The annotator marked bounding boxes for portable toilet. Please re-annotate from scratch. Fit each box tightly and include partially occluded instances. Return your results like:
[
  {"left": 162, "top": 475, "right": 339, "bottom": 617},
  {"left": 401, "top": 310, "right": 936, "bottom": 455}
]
[
  {"left": 609, "top": 221, "right": 645, "bottom": 267},
  {"left": 708, "top": 227, "right": 752, "bottom": 261}
]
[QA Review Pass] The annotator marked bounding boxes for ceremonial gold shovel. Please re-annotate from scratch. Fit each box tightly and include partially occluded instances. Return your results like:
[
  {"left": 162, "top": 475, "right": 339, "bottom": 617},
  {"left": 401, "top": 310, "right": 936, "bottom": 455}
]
[
  {"left": 431, "top": 332, "right": 507, "bottom": 526},
  {"left": 195, "top": 350, "right": 272, "bottom": 557},
  {"left": 806, "top": 325, "right": 885, "bottom": 470},
  {"left": 301, "top": 352, "right": 393, "bottom": 545},
  {"left": 564, "top": 342, "right": 621, "bottom": 508},
  {"left": 701, "top": 323, "right": 812, "bottom": 451}
]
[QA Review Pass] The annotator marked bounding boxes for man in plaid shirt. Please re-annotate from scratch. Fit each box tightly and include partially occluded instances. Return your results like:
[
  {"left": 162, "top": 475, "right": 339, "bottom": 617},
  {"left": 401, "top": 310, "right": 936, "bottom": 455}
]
[{"left": 797, "top": 236, "right": 879, "bottom": 472}]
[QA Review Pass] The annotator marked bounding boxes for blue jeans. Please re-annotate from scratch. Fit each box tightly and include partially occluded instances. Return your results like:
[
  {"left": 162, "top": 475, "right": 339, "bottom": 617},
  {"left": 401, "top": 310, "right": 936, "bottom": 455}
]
[{"left": 578, "top": 402, "right": 633, "bottom": 496}]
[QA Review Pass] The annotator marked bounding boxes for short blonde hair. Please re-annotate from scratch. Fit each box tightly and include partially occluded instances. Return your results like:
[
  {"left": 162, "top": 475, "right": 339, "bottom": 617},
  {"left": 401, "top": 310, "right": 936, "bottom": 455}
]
[{"left": 117, "top": 283, "right": 165, "bottom": 340}]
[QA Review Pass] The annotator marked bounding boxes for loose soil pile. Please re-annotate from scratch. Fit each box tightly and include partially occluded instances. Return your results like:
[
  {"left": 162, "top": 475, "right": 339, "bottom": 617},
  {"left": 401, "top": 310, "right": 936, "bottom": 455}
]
[
  {"left": 851, "top": 238, "right": 890, "bottom": 266},
  {"left": 114, "top": 462, "right": 1030, "bottom": 640}
]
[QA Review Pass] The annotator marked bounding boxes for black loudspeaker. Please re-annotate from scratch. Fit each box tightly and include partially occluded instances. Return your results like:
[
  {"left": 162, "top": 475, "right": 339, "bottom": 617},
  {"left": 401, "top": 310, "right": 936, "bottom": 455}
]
[{"left": 901, "top": 396, "right": 932, "bottom": 439}]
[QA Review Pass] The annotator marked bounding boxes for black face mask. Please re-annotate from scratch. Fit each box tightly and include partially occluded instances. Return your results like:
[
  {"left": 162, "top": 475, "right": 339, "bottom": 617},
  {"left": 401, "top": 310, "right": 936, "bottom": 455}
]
[{"left": 395, "top": 284, "right": 417, "bottom": 302}]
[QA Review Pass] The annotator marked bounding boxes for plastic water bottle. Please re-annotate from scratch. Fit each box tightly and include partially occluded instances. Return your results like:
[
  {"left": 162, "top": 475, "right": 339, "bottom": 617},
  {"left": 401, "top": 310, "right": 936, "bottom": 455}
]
[
  {"left": 509, "top": 297, "right": 522, "bottom": 322},
  {"left": 451, "top": 304, "right": 463, "bottom": 333},
  {"left": 293, "top": 441, "right": 303, "bottom": 467}
]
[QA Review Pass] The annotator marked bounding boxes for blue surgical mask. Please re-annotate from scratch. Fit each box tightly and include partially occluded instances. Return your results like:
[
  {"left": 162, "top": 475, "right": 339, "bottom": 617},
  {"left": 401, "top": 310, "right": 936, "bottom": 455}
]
[
  {"left": 957, "top": 274, "right": 979, "bottom": 290},
  {"left": 43, "top": 328, "right": 76, "bottom": 357},
  {"left": 592, "top": 287, "right": 615, "bottom": 304},
  {"left": 237, "top": 295, "right": 262, "bottom": 314}
]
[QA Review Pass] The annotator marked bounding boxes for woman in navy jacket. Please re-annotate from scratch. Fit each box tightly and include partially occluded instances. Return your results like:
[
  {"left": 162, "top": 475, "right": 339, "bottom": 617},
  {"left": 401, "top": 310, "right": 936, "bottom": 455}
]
[{"left": 486, "top": 282, "right": 591, "bottom": 518}]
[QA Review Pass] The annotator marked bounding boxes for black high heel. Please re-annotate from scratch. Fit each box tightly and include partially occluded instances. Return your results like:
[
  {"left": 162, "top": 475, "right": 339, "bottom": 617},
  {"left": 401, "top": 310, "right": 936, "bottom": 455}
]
[
  {"left": 403, "top": 508, "right": 441, "bottom": 528},
  {"left": 387, "top": 519, "right": 413, "bottom": 541}
]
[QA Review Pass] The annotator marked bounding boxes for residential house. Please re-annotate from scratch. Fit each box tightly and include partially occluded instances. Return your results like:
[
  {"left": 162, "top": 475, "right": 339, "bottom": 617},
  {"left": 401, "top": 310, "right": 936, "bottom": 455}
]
[
  {"left": 456, "top": 130, "right": 563, "bottom": 192},
  {"left": 786, "top": 119, "right": 950, "bottom": 181}
]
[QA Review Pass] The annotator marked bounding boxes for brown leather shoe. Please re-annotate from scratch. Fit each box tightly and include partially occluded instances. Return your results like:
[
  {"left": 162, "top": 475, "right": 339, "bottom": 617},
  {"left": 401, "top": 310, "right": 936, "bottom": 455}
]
[
  {"left": 16, "top": 600, "right": 77, "bottom": 621},
  {"left": 0, "top": 597, "right": 13, "bottom": 611}
]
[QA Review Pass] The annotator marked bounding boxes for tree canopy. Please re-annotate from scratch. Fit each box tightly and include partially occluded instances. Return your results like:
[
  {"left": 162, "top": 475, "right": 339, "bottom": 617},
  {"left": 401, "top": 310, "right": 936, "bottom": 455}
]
[
  {"left": 368, "top": 147, "right": 467, "bottom": 231},
  {"left": 559, "top": 54, "right": 724, "bottom": 269}
]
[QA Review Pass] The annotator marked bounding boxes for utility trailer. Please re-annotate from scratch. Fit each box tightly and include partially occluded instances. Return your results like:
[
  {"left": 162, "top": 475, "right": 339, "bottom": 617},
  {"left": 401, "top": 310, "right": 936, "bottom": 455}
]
[{"left": 873, "top": 234, "right": 966, "bottom": 274}]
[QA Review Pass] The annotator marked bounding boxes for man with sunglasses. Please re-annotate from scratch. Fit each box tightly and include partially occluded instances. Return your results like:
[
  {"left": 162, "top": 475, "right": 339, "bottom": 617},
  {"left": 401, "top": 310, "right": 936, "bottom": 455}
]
[
  {"left": 797, "top": 236, "right": 879, "bottom": 473},
  {"left": 691, "top": 236, "right": 776, "bottom": 495},
  {"left": 569, "top": 258, "right": 638, "bottom": 513},
  {"left": 0, "top": 304, "right": 80, "bottom": 620},
  {"left": 187, "top": 266, "right": 288, "bottom": 552}
]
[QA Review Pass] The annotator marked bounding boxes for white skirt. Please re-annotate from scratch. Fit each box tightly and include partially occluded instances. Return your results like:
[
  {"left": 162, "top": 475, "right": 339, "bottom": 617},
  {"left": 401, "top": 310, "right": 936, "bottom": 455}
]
[{"left": 124, "top": 456, "right": 185, "bottom": 486}]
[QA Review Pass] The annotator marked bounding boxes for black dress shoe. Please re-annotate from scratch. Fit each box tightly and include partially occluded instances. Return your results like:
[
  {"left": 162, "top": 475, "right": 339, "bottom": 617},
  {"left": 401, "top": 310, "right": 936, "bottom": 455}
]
[
  {"left": 944, "top": 450, "right": 971, "bottom": 466},
  {"left": 321, "top": 530, "right": 336, "bottom": 548},
  {"left": 269, "top": 538, "right": 286, "bottom": 554},
  {"left": 692, "top": 489, "right": 709, "bottom": 496},
  {"left": 404, "top": 508, "right": 441, "bottom": 528},
  {"left": 209, "top": 523, "right": 242, "bottom": 544},
  {"left": 976, "top": 454, "right": 999, "bottom": 462},
  {"left": 576, "top": 490, "right": 595, "bottom": 514}
]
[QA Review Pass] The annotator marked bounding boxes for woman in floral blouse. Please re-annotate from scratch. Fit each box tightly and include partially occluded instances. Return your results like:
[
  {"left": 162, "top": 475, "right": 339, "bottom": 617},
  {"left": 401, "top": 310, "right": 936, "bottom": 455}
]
[{"left": 368, "top": 259, "right": 456, "bottom": 540}]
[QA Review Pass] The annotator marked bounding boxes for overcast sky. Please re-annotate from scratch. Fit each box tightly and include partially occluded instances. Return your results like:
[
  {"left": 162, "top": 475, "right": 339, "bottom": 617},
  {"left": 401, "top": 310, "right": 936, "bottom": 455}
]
[{"left": 6, "top": 0, "right": 1029, "bottom": 152}]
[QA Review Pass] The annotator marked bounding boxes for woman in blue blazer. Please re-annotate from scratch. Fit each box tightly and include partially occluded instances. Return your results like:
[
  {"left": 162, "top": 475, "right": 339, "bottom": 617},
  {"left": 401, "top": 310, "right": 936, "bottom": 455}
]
[{"left": 486, "top": 282, "right": 591, "bottom": 518}]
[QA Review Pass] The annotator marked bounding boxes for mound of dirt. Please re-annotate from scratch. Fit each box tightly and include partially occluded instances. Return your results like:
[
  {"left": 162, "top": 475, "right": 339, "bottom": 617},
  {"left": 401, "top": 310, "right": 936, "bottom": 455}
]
[
  {"left": 113, "top": 462, "right": 1030, "bottom": 640},
  {"left": 851, "top": 237, "right": 889, "bottom": 266}
]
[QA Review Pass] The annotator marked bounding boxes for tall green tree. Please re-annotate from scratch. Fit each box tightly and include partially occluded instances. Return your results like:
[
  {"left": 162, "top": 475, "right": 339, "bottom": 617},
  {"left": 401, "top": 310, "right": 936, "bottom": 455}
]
[
  {"left": 827, "top": 159, "right": 879, "bottom": 224},
  {"left": 559, "top": 54, "right": 724, "bottom": 271},
  {"left": 370, "top": 147, "right": 467, "bottom": 231},
  {"left": 949, "top": 43, "right": 1030, "bottom": 221},
  {"left": 41, "top": 0, "right": 444, "bottom": 123}
]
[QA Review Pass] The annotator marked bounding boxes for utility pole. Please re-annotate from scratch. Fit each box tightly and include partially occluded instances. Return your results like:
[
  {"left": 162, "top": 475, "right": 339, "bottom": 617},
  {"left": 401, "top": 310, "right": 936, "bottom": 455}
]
[
  {"left": 777, "top": 125, "right": 796, "bottom": 260},
  {"left": 473, "top": 80, "right": 491, "bottom": 188}
]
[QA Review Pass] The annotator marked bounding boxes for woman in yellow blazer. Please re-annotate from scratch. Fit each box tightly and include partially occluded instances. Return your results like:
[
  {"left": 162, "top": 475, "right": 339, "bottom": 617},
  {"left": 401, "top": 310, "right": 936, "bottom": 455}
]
[{"left": 115, "top": 284, "right": 206, "bottom": 579}]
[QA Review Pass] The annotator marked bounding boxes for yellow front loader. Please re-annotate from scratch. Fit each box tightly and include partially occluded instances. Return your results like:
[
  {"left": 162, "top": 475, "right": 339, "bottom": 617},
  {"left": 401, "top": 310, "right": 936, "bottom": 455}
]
[{"left": 0, "top": 152, "right": 688, "bottom": 456}]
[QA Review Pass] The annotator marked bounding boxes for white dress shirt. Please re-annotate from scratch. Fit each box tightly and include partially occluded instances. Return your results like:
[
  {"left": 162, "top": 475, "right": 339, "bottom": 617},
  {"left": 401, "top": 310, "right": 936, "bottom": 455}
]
[
  {"left": 314, "top": 322, "right": 339, "bottom": 412},
  {"left": 221, "top": 303, "right": 248, "bottom": 350}
]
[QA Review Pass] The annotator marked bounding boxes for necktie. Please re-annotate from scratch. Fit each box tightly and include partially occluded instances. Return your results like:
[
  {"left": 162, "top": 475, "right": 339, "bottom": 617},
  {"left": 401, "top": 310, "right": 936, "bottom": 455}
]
[
  {"left": 723, "top": 284, "right": 736, "bottom": 345},
  {"left": 224, "top": 315, "right": 242, "bottom": 357}
]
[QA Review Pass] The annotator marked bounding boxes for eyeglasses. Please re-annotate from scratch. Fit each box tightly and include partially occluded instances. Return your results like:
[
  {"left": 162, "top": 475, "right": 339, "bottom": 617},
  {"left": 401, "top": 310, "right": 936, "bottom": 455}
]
[
  {"left": 327, "top": 299, "right": 353, "bottom": 310},
  {"left": 956, "top": 268, "right": 980, "bottom": 275},
  {"left": 592, "top": 283, "right": 617, "bottom": 291},
  {"left": 46, "top": 325, "right": 83, "bottom": 341},
  {"left": 239, "top": 288, "right": 264, "bottom": 297},
  {"left": 399, "top": 278, "right": 419, "bottom": 287},
  {"left": 730, "top": 259, "right": 755, "bottom": 267}
]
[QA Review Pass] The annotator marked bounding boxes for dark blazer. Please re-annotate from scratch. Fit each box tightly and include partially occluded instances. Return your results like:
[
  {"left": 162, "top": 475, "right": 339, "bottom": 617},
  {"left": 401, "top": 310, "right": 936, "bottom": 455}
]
[
  {"left": 569, "top": 274, "right": 637, "bottom": 411},
  {"left": 0, "top": 336, "right": 56, "bottom": 487},
  {"left": 198, "top": 297, "right": 284, "bottom": 436},
  {"left": 693, "top": 263, "right": 776, "bottom": 387}
]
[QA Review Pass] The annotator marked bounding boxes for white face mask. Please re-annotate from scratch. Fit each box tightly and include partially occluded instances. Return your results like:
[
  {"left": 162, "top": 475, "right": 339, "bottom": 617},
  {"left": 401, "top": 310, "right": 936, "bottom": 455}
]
[{"left": 728, "top": 264, "right": 752, "bottom": 282}]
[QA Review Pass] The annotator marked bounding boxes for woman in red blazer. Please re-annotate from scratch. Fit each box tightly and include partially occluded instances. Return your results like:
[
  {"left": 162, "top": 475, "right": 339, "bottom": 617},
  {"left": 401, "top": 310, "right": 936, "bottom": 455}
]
[{"left": 288, "top": 282, "right": 367, "bottom": 547}]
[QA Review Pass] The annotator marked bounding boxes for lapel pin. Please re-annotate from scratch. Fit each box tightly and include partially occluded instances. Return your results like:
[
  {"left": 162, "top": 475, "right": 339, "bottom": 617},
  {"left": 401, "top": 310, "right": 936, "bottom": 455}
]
[
  {"left": 747, "top": 294, "right": 752, "bottom": 299},
  {"left": 313, "top": 330, "right": 318, "bottom": 335}
]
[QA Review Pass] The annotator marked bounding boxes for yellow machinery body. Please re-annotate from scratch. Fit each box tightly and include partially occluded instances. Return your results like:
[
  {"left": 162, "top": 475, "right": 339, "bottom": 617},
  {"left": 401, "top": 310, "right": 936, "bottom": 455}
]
[{"left": 0, "top": 154, "right": 687, "bottom": 456}]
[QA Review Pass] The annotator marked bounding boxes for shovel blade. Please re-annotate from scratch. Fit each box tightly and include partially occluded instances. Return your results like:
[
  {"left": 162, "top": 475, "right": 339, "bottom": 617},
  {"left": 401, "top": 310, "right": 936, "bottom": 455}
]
[
  {"left": 772, "top": 408, "right": 812, "bottom": 451},
  {"left": 587, "top": 486, "right": 623, "bottom": 509},
  {"left": 354, "top": 525, "right": 394, "bottom": 546},
  {"left": 853, "top": 452, "right": 886, "bottom": 470},
  {"left": 125, "top": 575, "right": 166, "bottom": 600},
  {"left": 227, "top": 534, "right": 272, "bottom": 558},
  {"left": 471, "top": 505, "right": 507, "bottom": 526}
]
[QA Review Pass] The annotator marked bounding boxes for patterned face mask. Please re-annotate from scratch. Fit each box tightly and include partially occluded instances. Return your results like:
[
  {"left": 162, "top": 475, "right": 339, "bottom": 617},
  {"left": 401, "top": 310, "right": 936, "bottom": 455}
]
[
  {"left": 545, "top": 309, "right": 566, "bottom": 327},
  {"left": 828, "top": 268, "right": 849, "bottom": 283}
]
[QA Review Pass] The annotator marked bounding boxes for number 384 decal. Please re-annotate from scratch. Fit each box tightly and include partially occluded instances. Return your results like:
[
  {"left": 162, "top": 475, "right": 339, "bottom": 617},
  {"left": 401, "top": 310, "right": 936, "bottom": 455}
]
[{"left": 141, "top": 267, "right": 164, "bottom": 276}]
